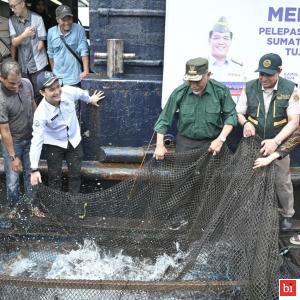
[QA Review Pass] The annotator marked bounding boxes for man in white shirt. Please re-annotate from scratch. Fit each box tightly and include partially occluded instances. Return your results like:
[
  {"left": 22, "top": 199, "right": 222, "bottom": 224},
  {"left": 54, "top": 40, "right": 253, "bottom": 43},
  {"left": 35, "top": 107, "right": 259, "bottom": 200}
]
[
  {"left": 30, "top": 71, "right": 104, "bottom": 193},
  {"left": 208, "top": 16, "right": 246, "bottom": 153},
  {"left": 208, "top": 16, "right": 246, "bottom": 103}
]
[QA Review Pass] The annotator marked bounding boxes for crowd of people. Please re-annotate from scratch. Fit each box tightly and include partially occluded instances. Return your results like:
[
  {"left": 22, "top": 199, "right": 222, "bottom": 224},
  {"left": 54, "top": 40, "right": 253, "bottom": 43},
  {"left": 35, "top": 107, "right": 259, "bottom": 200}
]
[
  {"left": 0, "top": 2, "right": 299, "bottom": 245},
  {"left": 0, "top": 2, "right": 104, "bottom": 219}
]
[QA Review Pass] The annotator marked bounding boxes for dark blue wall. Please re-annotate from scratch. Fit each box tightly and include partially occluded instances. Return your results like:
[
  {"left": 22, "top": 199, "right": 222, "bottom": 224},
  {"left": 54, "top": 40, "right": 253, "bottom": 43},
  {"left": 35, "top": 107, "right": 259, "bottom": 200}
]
[
  {"left": 89, "top": 0, "right": 165, "bottom": 75},
  {"left": 81, "top": 76, "right": 162, "bottom": 160},
  {"left": 80, "top": 0, "right": 166, "bottom": 160}
]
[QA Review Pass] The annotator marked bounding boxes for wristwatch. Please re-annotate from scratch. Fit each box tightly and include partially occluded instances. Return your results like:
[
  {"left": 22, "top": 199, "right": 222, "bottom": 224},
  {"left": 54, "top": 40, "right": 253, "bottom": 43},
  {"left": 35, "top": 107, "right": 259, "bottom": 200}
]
[
  {"left": 273, "top": 137, "right": 282, "bottom": 146},
  {"left": 31, "top": 169, "right": 39, "bottom": 173},
  {"left": 9, "top": 155, "right": 17, "bottom": 161},
  {"left": 219, "top": 135, "right": 226, "bottom": 143}
]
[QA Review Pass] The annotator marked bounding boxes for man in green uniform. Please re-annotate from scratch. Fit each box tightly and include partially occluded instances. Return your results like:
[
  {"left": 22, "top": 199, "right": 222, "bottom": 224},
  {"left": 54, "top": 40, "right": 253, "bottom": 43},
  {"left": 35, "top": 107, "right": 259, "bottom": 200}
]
[
  {"left": 236, "top": 53, "right": 300, "bottom": 231},
  {"left": 153, "top": 57, "right": 237, "bottom": 160}
]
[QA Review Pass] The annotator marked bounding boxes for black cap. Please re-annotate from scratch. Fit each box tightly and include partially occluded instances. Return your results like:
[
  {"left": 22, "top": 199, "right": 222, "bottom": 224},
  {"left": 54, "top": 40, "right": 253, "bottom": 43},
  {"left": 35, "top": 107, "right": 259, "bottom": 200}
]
[
  {"left": 255, "top": 53, "right": 282, "bottom": 75},
  {"left": 55, "top": 5, "right": 73, "bottom": 19},
  {"left": 36, "top": 71, "right": 58, "bottom": 91}
]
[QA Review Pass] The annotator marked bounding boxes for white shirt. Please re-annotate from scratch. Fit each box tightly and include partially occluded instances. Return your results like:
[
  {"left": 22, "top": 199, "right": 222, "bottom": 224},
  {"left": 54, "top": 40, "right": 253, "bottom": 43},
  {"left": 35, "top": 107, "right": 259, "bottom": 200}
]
[
  {"left": 30, "top": 85, "right": 91, "bottom": 169},
  {"left": 208, "top": 56, "right": 246, "bottom": 83},
  {"left": 208, "top": 55, "right": 246, "bottom": 104},
  {"left": 236, "top": 81, "right": 300, "bottom": 117}
]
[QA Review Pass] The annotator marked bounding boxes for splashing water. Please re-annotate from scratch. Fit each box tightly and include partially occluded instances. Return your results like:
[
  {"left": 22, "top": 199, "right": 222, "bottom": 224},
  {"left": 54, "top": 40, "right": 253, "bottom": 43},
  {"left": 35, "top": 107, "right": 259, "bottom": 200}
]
[
  {"left": 0, "top": 239, "right": 186, "bottom": 281},
  {"left": 0, "top": 240, "right": 241, "bottom": 300}
]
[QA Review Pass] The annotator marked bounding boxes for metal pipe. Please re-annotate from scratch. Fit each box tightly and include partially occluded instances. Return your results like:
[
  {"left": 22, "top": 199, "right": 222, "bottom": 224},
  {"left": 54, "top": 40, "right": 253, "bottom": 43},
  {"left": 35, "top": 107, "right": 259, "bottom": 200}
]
[
  {"left": 0, "top": 158, "right": 139, "bottom": 181},
  {"left": 94, "top": 59, "right": 163, "bottom": 67},
  {"left": 98, "top": 146, "right": 154, "bottom": 163},
  {"left": 94, "top": 53, "right": 108, "bottom": 59},
  {"left": 94, "top": 53, "right": 136, "bottom": 60},
  {"left": 96, "top": 8, "right": 165, "bottom": 17},
  {"left": 163, "top": 134, "right": 175, "bottom": 146},
  {"left": 125, "top": 60, "right": 163, "bottom": 67},
  {"left": 0, "top": 156, "right": 297, "bottom": 183},
  {"left": 80, "top": 161, "right": 140, "bottom": 180},
  {"left": 123, "top": 53, "right": 136, "bottom": 59}
]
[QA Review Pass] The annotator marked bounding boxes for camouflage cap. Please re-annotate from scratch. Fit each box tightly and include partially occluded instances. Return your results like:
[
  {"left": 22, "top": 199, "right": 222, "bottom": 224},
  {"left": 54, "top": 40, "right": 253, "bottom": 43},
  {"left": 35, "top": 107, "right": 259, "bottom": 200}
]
[
  {"left": 183, "top": 58, "right": 208, "bottom": 81},
  {"left": 255, "top": 53, "right": 282, "bottom": 75},
  {"left": 211, "top": 16, "right": 231, "bottom": 33}
]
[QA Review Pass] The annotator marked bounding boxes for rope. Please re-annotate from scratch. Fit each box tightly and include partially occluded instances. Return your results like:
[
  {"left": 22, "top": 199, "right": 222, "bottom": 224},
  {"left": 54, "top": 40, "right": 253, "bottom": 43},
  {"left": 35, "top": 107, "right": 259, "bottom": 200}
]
[{"left": 127, "top": 131, "right": 156, "bottom": 200}]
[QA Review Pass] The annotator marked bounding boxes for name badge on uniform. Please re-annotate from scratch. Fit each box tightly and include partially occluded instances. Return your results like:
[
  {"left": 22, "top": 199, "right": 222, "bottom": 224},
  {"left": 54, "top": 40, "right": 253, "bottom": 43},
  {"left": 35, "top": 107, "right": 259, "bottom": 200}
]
[
  {"left": 51, "top": 114, "right": 59, "bottom": 121},
  {"left": 276, "top": 94, "right": 290, "bottom": 100}
]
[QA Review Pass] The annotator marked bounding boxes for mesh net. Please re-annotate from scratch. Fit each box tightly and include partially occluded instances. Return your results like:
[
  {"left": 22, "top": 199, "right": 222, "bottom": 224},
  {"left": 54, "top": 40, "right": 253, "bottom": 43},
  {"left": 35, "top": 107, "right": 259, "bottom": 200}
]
[{"left": 0, "top": 136, "right": 299, "bottom": 299}]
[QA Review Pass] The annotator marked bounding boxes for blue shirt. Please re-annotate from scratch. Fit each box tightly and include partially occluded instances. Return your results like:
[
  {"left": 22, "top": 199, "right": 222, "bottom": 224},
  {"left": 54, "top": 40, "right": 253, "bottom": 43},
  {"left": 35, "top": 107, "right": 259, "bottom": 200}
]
[
  {"left": 30, "top": 86, "right": 91, "bottom": 168},
  {"left": 47, "top": 23, "right": 89, "bottom": 85}
]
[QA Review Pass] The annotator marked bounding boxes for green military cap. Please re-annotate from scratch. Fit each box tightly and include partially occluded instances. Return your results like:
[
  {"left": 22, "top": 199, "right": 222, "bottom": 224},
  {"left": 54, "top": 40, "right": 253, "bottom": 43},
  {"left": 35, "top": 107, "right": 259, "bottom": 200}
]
[
  {"left": 183, "top": 57, "right": 208, "bottom": 81},
  {"left": 255, "top": 53, "right": 282, "bottom": 75},
  {"left": 212, "top": 16, "right": 230, "bottom": 33}
]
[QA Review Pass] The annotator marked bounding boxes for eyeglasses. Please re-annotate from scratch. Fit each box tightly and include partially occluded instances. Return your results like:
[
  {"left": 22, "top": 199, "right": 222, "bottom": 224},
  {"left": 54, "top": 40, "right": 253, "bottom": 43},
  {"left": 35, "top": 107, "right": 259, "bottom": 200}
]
[{"left": 9, "top": 1, "right": 22, "bottom": 10}]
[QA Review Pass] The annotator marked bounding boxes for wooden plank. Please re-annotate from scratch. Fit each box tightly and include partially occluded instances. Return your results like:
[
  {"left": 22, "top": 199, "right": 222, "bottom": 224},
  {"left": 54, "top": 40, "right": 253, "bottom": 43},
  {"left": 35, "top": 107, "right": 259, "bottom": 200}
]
[{"left": 0, "top": 276, "right": 243, "bottom": 291}]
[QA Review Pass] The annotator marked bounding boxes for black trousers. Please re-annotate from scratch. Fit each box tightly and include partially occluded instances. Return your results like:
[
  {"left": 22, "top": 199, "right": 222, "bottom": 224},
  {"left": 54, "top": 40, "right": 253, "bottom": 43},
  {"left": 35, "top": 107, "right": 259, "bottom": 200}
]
[
  {"left": 44, "top": 142, "right": 83, "bottom": 193},
  {"left": 175, "top": 133, "right": 211, "bottom": 152}
]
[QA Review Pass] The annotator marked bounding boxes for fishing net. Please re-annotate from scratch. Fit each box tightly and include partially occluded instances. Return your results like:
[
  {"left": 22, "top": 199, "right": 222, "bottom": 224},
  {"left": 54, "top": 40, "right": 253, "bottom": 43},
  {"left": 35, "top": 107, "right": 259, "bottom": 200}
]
[{"left": 0, "top": 136, "right": 299, "bottom": 300}]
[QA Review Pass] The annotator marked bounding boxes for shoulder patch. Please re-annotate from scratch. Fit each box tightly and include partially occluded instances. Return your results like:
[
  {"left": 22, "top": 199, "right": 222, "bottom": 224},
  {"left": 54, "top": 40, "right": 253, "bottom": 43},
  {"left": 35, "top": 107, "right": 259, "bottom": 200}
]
[
  {"left": 230, "top": 57, "right": 243, "bottom": 67},
  {"left": 293, "top": 90, "right": 300, "bottom": 102}
]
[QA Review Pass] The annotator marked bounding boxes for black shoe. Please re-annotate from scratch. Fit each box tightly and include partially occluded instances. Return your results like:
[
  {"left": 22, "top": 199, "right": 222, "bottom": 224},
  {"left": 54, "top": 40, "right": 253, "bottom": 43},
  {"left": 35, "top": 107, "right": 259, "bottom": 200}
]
[{"left": 280, "top": 217, "right": 293, "bottom": 231}]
